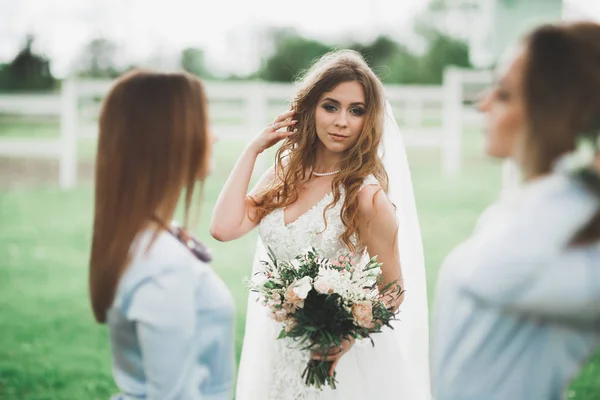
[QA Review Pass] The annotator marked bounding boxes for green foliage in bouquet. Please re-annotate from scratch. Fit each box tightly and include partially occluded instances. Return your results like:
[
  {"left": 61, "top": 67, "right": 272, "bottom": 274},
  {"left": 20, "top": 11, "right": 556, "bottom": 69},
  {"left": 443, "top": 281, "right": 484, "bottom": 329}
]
[{"left": 246, "top": 247, "right": 403, "bottom": 389}]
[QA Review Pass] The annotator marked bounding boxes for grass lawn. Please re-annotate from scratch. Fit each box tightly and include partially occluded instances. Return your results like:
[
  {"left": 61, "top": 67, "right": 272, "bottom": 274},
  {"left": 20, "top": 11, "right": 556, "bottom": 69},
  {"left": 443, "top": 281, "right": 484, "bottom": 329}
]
[{"left": 0, "top": 122, "right": 598, "bottom": 399}]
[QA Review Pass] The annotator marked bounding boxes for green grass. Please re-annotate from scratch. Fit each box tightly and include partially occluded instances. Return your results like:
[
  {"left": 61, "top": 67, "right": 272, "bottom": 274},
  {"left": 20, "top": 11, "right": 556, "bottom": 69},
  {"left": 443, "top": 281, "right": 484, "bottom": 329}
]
[{"left": 0, "top": 128, "right": 598, "bottom": 399}]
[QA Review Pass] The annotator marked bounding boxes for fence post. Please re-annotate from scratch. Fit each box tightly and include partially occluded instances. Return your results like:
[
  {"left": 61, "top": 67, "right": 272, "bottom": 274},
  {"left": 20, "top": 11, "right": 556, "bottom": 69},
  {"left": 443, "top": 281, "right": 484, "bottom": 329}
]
[
  {"left": 247, "top": 81, "right": 267, "bottom": 135},
  {"left": 442, "top": 67, "right": 463, "bottom": 177},
  {"left": 246, "top": 81, "right": 271, "bottom": 177},
  {"left": 59, "top": 79, "right": 78, "bottom": 189},
  {"left": 405, "top": 97, "right": 422, "bottom": 134}
]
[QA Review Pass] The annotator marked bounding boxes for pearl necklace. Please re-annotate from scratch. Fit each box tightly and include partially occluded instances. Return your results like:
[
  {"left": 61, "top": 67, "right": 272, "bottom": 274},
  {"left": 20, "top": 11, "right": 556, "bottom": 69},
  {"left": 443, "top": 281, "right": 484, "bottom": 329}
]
[{"left": 311, "top": 169, "right": 341, "bottom": 177}]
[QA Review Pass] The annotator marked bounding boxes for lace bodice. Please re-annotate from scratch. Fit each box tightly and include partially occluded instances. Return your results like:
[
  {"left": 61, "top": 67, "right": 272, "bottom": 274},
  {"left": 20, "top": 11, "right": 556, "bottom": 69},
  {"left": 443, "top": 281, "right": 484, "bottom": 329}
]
[
  {"left": 257, "top": 175, "right": 379, "bottom": 399},
  {"left": 259, "top": 174, "right": 379, "bottom": 263}
]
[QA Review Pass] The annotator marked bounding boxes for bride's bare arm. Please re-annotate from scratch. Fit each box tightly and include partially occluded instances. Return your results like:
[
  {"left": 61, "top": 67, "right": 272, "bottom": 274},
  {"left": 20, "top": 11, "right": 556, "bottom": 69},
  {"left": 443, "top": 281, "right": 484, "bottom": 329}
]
[
  {"left": 310, "top": 186, "right": 403, "bottom": 377},
  {"left": 210, "top": 111, "right": 296, "bottom": 242},
  {"left": 357, "top": 185, "right": 405, "bottom": 312}
]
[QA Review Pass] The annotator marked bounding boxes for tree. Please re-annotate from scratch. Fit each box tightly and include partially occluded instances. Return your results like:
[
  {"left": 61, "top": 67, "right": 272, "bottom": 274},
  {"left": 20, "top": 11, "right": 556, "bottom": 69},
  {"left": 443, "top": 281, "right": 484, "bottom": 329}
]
[
  {"left": 382, "top": 46, "right": 424, "bottom": 84},
  {"left": 0, "top": 34, "right": 56, "bottom": 92},
  {"left": 350, "top": 36, "right": 399, "bottom": 68},
  {"left": 258, "top": 29, "right": 333, "bottom": 82},
  {"left": 348, "top": 36, "right": 421, "bottom": 83},
  {"left": 180, "top": 47, "right": 211, "bottom": 78},
  {"left": 421, "top": 0, "right": 480, "bottom": 40},
  {"left": 418, "top": 29, "right": 471, "bottom": 84},
  {"left": 0, "top": 63, "right": 10, "bottom": 91},
  {"left": 251, "top": 2, "right": 472, "bottom": 86},
  {"left": 76, "top": 38, "right": 121, "bottom": 78},
  {"left": 411, "top": 1, "right": 473, "bottom": 84}
]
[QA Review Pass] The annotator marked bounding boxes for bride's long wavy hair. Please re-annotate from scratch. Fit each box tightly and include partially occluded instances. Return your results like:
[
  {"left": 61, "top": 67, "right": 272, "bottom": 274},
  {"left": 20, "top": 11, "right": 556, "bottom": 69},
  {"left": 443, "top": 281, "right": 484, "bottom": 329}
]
[{"left": 252, "top": 50, "right": 388, "bottom": 252}]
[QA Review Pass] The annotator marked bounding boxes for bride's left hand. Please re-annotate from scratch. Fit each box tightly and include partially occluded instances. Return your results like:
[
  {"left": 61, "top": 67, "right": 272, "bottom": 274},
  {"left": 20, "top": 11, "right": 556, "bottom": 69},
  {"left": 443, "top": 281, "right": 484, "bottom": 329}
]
[{"left": 310, "top": 337, "right": 356, "bottom": 377}]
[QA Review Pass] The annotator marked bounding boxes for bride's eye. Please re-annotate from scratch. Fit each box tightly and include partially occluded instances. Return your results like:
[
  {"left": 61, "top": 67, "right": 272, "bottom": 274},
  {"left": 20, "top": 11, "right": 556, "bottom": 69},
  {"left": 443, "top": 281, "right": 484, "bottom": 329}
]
[
  {"left": 350, "top": 107, "right": 365, "bottom": 116},
  {"left": 322, "top": 104, "right": 337, "bottom": 112}
]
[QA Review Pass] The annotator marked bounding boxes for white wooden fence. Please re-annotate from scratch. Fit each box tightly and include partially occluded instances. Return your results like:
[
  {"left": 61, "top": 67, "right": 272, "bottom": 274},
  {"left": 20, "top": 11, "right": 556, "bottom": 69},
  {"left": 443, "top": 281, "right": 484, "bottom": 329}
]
[{"left": 0, "top": 67, "right": 493, "bottom": 189}]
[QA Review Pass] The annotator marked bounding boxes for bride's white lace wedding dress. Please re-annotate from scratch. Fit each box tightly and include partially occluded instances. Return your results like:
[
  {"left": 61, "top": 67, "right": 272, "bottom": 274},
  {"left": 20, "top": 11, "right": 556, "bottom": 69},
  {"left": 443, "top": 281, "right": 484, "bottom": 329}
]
[
  {"left": 236, "top": 175, "right": 422, "bottom": 400},
  {"left": 237, "top": 104, "right": 431, "bottom": 400}
]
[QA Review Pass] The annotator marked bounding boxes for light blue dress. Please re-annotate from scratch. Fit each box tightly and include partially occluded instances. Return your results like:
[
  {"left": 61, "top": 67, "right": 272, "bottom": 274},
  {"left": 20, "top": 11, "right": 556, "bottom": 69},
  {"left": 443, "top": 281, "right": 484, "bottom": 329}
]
[
  {"left": 433, "top": 174, "right": 600, "bottom": 400},
  {"left": 106, "top": 230, "right": 236, "bottom": 400}
]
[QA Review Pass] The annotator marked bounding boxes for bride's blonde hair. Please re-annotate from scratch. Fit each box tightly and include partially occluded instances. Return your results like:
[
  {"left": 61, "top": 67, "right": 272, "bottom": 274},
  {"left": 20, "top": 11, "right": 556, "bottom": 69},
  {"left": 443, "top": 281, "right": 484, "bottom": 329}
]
[{"left": 252, "top": 50, "right": 388, "bottom": 252}]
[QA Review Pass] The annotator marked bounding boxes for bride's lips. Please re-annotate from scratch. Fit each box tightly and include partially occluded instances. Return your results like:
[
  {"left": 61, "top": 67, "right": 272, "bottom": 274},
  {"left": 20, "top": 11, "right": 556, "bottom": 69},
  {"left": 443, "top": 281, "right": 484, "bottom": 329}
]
[{"left": 329, "top": 133, "right": 349, "bottom": 141}]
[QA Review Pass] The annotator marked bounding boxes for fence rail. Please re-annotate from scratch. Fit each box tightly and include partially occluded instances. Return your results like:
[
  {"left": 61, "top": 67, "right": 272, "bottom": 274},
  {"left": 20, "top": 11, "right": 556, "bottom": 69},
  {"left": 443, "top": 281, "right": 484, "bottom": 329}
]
[{"left": 0, "top": 67, "right": 493, "bottom": 188}]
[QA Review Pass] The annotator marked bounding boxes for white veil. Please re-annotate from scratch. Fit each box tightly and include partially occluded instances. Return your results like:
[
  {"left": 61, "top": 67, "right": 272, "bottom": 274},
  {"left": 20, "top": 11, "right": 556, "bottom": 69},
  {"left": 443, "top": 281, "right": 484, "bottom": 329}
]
[
  {"left": 380, "top": 101, "right": 431, "bottom": 397},
  {"left": 236, "top": 102, "right": 431, "bottom": 399}
]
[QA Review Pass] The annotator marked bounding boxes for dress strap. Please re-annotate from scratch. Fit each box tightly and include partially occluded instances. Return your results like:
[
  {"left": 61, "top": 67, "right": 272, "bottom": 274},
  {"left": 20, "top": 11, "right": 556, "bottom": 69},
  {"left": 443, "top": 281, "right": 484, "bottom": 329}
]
[{"left": 359, "top": 174, "right": 380, "bottom": 192}]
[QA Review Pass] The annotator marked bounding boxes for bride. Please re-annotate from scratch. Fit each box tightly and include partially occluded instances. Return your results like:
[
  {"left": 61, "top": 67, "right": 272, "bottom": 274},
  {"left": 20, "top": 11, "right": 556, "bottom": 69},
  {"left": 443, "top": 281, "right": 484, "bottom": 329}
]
[{"left": 210, "top": 50, "right": 431, "bottom": 399}]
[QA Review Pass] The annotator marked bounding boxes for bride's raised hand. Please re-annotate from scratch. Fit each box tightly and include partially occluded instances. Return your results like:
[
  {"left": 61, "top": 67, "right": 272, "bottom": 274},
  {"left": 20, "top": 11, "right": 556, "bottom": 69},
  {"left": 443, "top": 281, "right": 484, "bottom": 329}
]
[{"left": 248, "top": 110, "right": 297, "bottom": 154}]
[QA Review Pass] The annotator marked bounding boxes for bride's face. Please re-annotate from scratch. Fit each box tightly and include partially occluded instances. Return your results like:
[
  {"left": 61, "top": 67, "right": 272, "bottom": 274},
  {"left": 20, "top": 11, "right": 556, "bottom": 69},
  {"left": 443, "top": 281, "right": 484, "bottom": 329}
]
[
  {"left": 478, "top": 47, "right": 527, "bottom": 160},
  {"left": 314, "top": 81, "right": 366, "bottom": 155}
]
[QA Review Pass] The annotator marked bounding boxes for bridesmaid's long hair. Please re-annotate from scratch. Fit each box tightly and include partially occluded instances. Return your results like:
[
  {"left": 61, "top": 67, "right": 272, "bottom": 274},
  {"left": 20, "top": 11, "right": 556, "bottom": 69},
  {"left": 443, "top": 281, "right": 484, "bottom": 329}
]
[
  {"left": 89, "top": 69, "right": 211, "bottom": 323},
  {"left": 519, "top": 21, "right": 600, "bottom": 243},
  {"left": 252, "top": 50, "right": 388, "bottom": 252}
]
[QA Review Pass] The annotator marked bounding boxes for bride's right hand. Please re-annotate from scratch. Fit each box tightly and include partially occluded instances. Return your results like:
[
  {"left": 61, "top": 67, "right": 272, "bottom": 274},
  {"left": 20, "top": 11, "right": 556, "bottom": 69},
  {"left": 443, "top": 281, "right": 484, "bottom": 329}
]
[
  {"left": 248, "top": 110, "right": 297, "bottom": 154},
  {"left": 310, "top": 337, "right": 355, "bottom": 377}
]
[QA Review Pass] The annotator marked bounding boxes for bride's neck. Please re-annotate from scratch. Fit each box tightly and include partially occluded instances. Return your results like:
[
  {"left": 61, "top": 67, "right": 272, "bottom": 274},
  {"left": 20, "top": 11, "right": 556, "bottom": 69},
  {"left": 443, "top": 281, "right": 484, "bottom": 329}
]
[{"left": 313, "top": 147, "right": 342, "bottom": 173}]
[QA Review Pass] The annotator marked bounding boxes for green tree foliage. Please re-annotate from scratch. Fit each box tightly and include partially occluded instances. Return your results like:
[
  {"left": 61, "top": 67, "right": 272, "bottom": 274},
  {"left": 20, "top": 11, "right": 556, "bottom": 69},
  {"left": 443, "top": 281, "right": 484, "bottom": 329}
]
[
  {"left": 180, "top": 47, "right": 212, "bottom": 78},
  {"left": 256, "top": 20, "right": 471, "bottom": 85},
  {"left": 258, "top": 28, "right": 334, "bottom": 82},
  {"left": 76, "top": 38, "right": 121, "bottom": 79},
  {"left": 0, "top": 35, "right": 56, "bottom": 92}
]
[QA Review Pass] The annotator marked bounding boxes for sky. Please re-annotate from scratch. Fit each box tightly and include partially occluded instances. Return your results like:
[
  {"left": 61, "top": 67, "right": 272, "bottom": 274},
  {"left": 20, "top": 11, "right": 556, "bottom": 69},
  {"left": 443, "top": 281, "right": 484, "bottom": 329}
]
[
  {"left": 0, "top": 0, "right": 599, "bottom": 78},
  {"left": 0, "top": 0, "right": 425, "bottom": 77}
]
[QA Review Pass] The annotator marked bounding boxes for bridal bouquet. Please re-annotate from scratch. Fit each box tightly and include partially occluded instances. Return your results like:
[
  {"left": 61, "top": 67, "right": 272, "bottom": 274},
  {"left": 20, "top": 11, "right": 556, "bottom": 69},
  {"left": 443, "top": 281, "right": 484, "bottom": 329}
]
[{"left": 246, "top": 247, "right": 402, "bottom": 390}]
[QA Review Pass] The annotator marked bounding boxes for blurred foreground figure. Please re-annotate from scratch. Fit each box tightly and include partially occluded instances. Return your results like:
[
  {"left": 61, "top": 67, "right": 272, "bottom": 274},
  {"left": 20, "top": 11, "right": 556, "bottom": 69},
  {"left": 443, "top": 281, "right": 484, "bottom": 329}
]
[
  {"left": 433, "top": 21, "right": 600, "bottom": 400},
  {"left": 89, "top": 70, "right": 235, "bottom": 400}
]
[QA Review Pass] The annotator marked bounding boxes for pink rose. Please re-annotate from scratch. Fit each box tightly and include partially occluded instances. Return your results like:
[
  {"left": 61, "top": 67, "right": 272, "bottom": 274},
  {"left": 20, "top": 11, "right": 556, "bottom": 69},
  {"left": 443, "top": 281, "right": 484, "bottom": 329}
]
[
  {"left": 267, "top": 294, "right": 282, "bottom": 309},
  {"left": 282, "top": 302, "right": 294, "bottom": 313},
  {"left": 286, "top": 281, "right": 305, "bottom": 309},
  {"left": 352, "top": 301, "right": 374, "bottom": 328},
  {"left": 274, "top": 309, "right": 288, "bottom": 322},
  {"left": 284, "top": 318, "right": 297, "bottom": 332},
  {"left": 314, "top": 278, "right": 334, "bottom": 294}
]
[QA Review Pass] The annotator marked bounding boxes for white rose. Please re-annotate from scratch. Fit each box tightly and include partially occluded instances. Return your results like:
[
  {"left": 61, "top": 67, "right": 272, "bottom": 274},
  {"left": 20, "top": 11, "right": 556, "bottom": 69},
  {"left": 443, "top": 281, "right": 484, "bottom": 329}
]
[
  {"left": 293, "top": 276, "right": 313, "bottom": 300},
  {"left": 318, "top": 268, "right": 342, "bottom": 292},
  {"left": 252, "top": 272, "right": 268, "bottom": 286},
  {"left": 271, "top": 268, "right": 281, "bottom": 279},
  {"left": 318, "top": 267, "right": 334, "bottom": 279}
]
